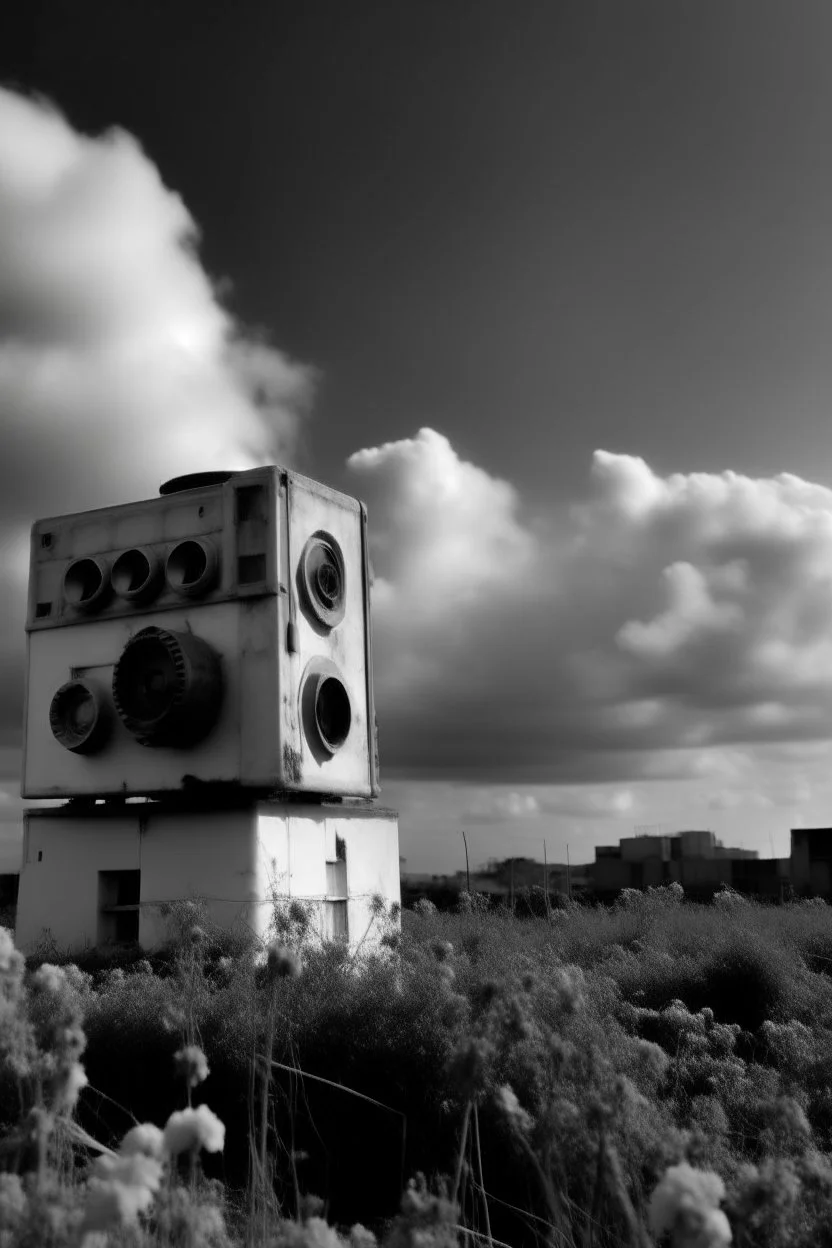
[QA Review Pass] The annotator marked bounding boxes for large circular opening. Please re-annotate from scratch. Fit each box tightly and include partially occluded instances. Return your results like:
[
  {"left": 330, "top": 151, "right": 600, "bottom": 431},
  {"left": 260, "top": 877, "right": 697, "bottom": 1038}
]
[
  {"left": 300, "top": 534, "right": 346, "bottom": 628},
  {"left": 49, "top": 680, "right": 107, "bottom": 754},
  {"left": 165, "top": 539, "right": 217, "bottom": 597},
  {"left": 112, "top": 626, "right": 223, "bottom": 747},
  {"left": 314, "top": 674, "right": 352, "bottom": 753},
  {"left": 112, "top": 547, "right": 161, "bottom": 602},
  {"left": 63, "top": 558, "right": 109, "bottom": 612}
]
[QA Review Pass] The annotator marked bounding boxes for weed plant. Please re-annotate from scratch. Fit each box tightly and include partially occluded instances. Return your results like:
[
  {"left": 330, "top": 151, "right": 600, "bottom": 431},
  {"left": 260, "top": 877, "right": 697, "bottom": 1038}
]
[{"left": 4, "top": 884, "right": 832, "bottom": 1244}]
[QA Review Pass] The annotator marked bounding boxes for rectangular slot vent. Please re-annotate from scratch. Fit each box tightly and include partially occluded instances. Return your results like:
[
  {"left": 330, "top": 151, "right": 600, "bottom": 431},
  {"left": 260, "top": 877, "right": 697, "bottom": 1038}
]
[
  {"left": 236, "top": 485, "right": 267, "bottom": 523},
  {"left": 35, "top": 602, "right": 52, "bottom": 618},
  {"left": 238, "top": 554, "right": 266, "bottom": 584},
  {"left": 40, "top": 533, "right": 52, "bottom": 549}
]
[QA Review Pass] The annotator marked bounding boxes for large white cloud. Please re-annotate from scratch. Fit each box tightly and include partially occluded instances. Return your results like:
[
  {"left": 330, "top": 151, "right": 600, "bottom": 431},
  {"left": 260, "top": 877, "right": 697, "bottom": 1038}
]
[
  {"left": 0, "top": 88, "right": 314, "bottom": 745},
  {"left": 348, "top": 435, "right": 832, "bottom": 784}
]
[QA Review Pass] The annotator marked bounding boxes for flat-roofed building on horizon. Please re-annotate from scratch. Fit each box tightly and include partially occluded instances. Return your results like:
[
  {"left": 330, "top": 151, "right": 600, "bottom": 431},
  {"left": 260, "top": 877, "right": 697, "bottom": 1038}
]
[
  {"left": 591, "top": 828, "right": 774, "bottom": 902},
  {"left": 791, "top": 828, "right": 832, "bottom": 898}
]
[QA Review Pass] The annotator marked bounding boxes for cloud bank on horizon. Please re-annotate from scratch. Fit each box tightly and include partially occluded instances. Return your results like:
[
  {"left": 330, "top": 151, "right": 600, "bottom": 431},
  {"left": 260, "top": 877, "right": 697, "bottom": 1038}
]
[
  {"left": 0, "top": 87, "right": 314, "bottom": 750},
  {"left": 349, "top": 429, "right": 832, "bottom": 790}
]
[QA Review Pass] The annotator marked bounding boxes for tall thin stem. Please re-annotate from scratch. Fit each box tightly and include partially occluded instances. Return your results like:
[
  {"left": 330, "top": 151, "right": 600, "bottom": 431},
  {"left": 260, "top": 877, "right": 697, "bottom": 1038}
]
[
  {"left": 260, "top": 987, "right": 276, "bottom": 1244},
  {"left": 453, "top": 1100, "right": 473, "bottom": 1206},
  {"left": 472, "top": 1101, "right": 493, "bottom": 1247}
]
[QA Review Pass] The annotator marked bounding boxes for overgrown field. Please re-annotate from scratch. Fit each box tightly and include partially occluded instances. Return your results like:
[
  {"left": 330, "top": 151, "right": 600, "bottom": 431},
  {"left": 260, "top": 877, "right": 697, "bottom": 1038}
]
[{"left": 4, "top": 884, "right": 832, "bottom": 1245}]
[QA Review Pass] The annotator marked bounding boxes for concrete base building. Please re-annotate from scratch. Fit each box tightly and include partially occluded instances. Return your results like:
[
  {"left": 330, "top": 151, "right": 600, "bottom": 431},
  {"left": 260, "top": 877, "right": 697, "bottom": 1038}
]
[{"left": 15, "top": 797, "right": 400, "bottom": 956}]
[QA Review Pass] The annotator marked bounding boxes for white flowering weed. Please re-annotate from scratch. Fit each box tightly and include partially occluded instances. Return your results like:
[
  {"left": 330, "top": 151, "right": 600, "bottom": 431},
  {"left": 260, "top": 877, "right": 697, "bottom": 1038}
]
[
  {"left": 648, "top": 1162, "right": 732, "bottom": 1247},
  {"left": 0, "top": 928, "right": 23, "bottom": 976},
  {"left": 174, "top": 1043, "right": 210, "bottom": 1088},
  {"left": 55, "top": 1059, "right": 88, "bottom": 1111},
  {"left": 120, "top": 1122, "right": 165, "bottom": 1159},
  {"left": 0, "top": 1173, "right": 26, "bottom": 1228},
  {"left": 163, "top": 1104, "right": 225, "bottom": 1156},
  {"left": 83, "top": 1152, "right": 163, "bottom": 1231},
  {"left": 495, "top": 1084, "right": 534, "bottom": 1134}
]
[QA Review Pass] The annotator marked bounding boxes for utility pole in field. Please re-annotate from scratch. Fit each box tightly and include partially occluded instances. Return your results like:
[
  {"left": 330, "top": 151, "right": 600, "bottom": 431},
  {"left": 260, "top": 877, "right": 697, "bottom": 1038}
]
[{"left": 461, "top": 829, "right": 470, "bottom": 893}]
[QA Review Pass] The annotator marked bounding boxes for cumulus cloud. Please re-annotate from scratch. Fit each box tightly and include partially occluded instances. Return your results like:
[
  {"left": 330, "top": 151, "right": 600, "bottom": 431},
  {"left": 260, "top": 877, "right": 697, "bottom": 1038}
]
[
  {"left": 0, "top": 87, "right": 314, "bottom": 746},
  {"left": 347, "top": 427, "right": 538, "bottom": 697},
  {"left": 349, "top": 436, "right": 832, "bottom": 785},
  {"left": 348, "top": 427, "right": 535, "bottom": 611}
]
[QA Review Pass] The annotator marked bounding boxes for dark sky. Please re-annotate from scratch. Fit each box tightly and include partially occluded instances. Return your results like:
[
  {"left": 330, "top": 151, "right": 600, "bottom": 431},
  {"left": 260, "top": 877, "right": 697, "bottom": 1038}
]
[
  {"left": 5, "top": 2, "right": 832, "bottom": 871},
  {"left": 9, "top": 1, "right": 832, "bottom": 503}
]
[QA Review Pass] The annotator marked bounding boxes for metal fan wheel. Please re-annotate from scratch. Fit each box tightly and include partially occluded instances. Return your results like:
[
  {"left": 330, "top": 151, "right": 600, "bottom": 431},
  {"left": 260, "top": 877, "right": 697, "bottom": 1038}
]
[
  {"left": 49, "top": 679, "right": 108, "bottom": 754},
  {"left": 112, "top": 626, "right": 223, "bottom": 747}
]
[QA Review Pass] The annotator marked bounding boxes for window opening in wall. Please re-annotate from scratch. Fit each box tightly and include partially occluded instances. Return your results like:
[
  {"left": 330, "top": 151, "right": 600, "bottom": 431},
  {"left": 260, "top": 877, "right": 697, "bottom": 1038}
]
[
  {"left": 98, "top": 870, "right": 141, "bottom": 945},
  {"left": 324, "top": 835, "right": 348, "bottom": 942},
  {"left": 0, "top": 873, "right": 19, "bottom": 928}
]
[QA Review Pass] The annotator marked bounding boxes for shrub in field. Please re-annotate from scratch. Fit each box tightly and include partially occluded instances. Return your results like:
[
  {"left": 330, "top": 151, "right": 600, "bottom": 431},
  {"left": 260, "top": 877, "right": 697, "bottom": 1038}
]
[
  {"left": 713, "top": 885, "right": 748, "bottom": 911},
  {"left": 696, "top": 935, "right": 797, "bottom": 1032},
  {"left": 455, "top": 891, "right": 492, "bottom": 917},
  {"left": 411, "top": 898, "right": 437, "bottom": 918},
  {"left": 13, "top": 895, "right": 832, "bottom": 1245}
]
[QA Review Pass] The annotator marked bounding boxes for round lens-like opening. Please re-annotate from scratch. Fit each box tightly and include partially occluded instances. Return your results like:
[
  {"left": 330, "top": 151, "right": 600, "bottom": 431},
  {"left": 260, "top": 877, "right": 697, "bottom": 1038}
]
[
  {"left": 112, "top": 548, "right": 155, "bottom": 598},
  {"left": 315, "top": 675, "right": 351, "bottom": 752},
  {"left": 315, "top": 560, "right": 341, "bottom": 607},
  {"left": 49, "top": 680, "right": 106, "bottom": 753},
  {"left": 64, "top": 558, "right": 107, "bottom": 610},
  {"left": 165, "top": 539, "right": 216, "bottom": 596},
  {"left": 300, "top": 534, "right": 346, "bottom": 627}
]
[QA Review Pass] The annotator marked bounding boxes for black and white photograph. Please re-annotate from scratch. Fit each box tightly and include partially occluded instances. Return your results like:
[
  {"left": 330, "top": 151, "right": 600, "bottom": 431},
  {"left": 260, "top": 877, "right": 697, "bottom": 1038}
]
[{"left": 1, "top": 3, "right": 831, "bottom": 1245}]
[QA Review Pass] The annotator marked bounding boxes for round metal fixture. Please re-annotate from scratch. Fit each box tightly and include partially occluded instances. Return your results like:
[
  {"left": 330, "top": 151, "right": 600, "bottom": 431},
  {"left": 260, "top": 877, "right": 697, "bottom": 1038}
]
[
  {"left": 63, "top": 557, "right": 109, "bottom": 613},
  {"left": 299, "top": 658, "right": 352, "bottom": 759},
  {"left": 165, "top": 538, "right": 218, "bottom": 597},
  {"left": 49, "top": 680, "right": 108, "bottom": 754},
  {"left": 159, "top": 471, "right": 234, "bottom": 496},
  {"left": 299, "top": 533, "right": 346, "bottom": 628},
  {"left": 111, "top": 547, "right": 162, "bottom": 603},
  {"left": 112, "top": 626, "right": 223, "bottom": 747}
]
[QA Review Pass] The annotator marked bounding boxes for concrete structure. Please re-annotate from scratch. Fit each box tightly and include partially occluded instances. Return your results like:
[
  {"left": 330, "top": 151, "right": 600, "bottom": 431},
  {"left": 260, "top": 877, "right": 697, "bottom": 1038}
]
[
  {"left": 620, "top": 835, "right": 672, "bottom": 863},
  {"left": 678, "top": 830, "right": 716, "bottom": 859},
  {"left": 23, "top": 466, "right": 378, "bottom": 802},
  {"left": 15, "top": 798, "right": 400, "bottom": 955},
  {"left": 791, "top": 828, "right": 832, "bottom": 898},
  {"left": 592, "top": 828, "right": 790, "bottom": 902},
  {"left": 14, "top": 466, "right": 400, "bottom": 957}
]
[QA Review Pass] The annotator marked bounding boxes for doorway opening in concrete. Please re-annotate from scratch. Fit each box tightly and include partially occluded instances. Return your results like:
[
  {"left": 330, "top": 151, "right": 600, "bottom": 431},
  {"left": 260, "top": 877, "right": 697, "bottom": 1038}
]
[
  {"left": 98, "top": 870, "right": 141, "bottom": 945},
  {"left": 325, "top": 835, "right": 347, "bottom": 941}
]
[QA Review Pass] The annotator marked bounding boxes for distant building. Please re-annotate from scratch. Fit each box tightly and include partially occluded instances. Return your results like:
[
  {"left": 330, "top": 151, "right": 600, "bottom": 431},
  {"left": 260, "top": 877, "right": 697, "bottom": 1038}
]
[
  {"left": 791, "top": 828, "right": 832, "bottom": 898},
  {"left": 591, "top": 828, "right": 789, "bottom": 903}
]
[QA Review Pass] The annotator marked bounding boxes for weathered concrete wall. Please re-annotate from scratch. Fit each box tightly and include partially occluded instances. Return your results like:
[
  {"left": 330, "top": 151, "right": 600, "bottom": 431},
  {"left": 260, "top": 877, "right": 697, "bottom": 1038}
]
[
  {"left": 16, "top": 814, "right": 140, "bottom": 952},
  {"left": 15, "top": 799, "right": 399, "bottom": 956}
]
